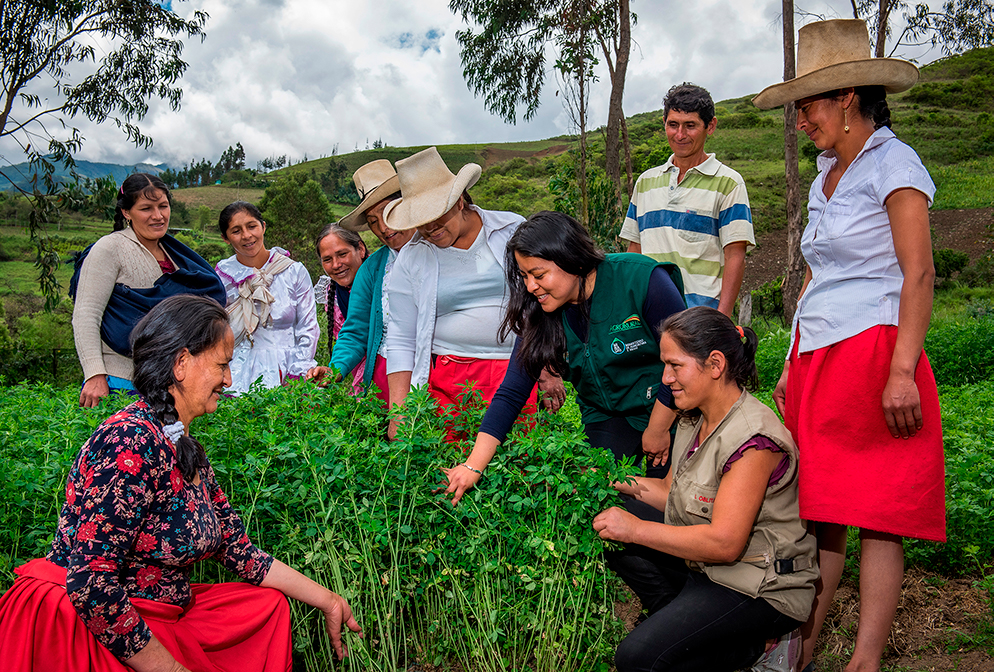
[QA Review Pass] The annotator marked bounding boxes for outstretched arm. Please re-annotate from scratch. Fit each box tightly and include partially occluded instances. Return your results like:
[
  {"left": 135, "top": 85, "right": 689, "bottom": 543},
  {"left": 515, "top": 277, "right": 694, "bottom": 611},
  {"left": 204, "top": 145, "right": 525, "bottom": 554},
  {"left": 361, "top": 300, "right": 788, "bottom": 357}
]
[{"left": 261, "top": 560, "right": 362, "bottom": 659}]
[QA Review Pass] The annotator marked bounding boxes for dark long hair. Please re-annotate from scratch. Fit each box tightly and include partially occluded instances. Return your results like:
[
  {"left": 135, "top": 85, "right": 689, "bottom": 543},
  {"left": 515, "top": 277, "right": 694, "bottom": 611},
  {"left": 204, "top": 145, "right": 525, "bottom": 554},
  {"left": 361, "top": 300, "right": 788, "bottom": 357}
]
[
  {"left": 500, "top": 211, "right": 604, "bottom": 379},
  {"left": 660, "top": 306, "right": 759, "bottom": 392},
  {"left": 114, "top": 173, "right": 171, "bottom": 231},
  {"left": 130, "top": 295, "right": 230, "bottom": 481}
]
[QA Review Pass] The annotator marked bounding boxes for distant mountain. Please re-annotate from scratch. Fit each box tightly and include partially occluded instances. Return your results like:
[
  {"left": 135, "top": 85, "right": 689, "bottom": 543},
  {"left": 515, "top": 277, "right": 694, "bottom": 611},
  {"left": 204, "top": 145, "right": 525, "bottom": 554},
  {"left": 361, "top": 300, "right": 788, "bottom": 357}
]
[{"left": 0, "top": 159, "right": 169, "bottom": 193}]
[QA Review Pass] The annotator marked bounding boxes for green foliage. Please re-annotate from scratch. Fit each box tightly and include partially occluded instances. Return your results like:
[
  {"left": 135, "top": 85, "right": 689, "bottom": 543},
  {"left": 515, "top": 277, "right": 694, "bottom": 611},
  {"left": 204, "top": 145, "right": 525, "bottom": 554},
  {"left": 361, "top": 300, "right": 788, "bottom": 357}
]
[
  {"left": 905, "top": 381, "right": 994, "bottom": 574},
  {"left": 15, "top": 311, "right": 73, "bottom": 351},
  {"left": 905, "top": 75, "right": 994, "bottom": 112},
  {"left": 754, "top": 329, "right": 790, "bottom": 392},
  {"left": 933, "top": 247, "right": 970, "bottom": 282},
  {"left": 924, "top": 309, "right": 994, "bottom": 386},
  {"left": 549, "top": 153, "right": 625, "bottom": 253},
  {"left": 196, "top": 205, "right": 211, "bottom": 233},
  {"left": 959, "top": 252, "right": 994, "bottom": 288},
  {"left": 750, "top": 275, "right": 785, "bottom": 324},
  {"left": 0, "top": 382, "right": 634, "bottom": 671},
  {"left": 473, "top": 174, "right": 554, "bottom": 215},
  {"left": 258, "top": 173, "right": 333, "bottom": 280}
]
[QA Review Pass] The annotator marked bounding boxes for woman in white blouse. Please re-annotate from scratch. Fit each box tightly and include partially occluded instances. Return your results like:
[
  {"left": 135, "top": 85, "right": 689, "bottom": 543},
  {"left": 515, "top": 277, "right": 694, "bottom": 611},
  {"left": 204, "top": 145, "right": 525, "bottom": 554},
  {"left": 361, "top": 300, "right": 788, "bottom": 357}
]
[
  {"left": 754, "top": 20, "right": 944, "bottom": 672},
  {"left": 215, "top": 202, "right": 319, "bottom": 393}
]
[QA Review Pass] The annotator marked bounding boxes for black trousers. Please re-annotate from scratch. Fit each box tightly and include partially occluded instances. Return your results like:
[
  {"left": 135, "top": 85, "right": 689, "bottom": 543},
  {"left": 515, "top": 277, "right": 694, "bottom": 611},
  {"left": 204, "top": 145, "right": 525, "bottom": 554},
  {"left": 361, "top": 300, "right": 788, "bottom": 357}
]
[
  {"left": 584, "top": 415, "right": 671, "bottom": 480},
  {"left": 605, "top": 502, "right": 803, "bottom": 672}
]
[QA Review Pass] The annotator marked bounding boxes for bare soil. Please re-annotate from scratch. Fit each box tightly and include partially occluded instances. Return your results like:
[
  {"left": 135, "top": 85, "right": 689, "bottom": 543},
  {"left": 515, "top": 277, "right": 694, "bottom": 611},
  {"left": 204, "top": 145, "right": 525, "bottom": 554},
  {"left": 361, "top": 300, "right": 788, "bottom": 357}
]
[
  {"left": 615, "top": 567, "right": 994, "bottom": 671},
  {"left": 478, "top": 145, "right": 570, "bottom": 169},
  {"left": 743, "top": 207, "right": 994, "bottom": 293}
]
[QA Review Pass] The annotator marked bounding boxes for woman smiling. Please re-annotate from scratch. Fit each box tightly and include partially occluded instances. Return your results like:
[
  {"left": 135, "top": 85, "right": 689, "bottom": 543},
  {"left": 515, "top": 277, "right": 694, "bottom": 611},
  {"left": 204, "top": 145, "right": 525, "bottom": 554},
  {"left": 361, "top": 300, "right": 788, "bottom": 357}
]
[
  {"left": 215, "top": 201, "right": 319, "bottom": 394},
  {"left": 0, "top": 295, "right": 361, "bottom": 671},
  {"left": 441, "top": 211, "right": 685, "bottom": 505},
  {"left": 71, "top": 173, "right": 226, "bottom": 407}
]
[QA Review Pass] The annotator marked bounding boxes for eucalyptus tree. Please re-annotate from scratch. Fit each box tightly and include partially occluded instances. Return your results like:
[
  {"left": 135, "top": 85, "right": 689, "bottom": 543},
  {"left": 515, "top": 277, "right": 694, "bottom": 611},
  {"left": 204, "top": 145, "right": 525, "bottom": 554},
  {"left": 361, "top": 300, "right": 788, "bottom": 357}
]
[
  {"left": 448, "top": 0, "right": 634, "bottom": 213},
  {"left": 846, "top": 0, "right": 993, "bottom": 56},
  {"left": 0, "top": 0, "right": 207, "bottom": 306}
]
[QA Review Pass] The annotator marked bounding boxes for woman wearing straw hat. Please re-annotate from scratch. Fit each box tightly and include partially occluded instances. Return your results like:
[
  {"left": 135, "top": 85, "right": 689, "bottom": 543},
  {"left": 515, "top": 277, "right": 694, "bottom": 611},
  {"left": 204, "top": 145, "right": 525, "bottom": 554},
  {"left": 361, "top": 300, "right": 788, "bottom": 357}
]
[
  {"left": 381, "top": 147, "right": 547, "bottom": 439},
  {"left": 306, "top": 160, "right": 415, "bottom": 403},
  {"left": 754, "top": 19, "right": 945, "bottom": 672}
]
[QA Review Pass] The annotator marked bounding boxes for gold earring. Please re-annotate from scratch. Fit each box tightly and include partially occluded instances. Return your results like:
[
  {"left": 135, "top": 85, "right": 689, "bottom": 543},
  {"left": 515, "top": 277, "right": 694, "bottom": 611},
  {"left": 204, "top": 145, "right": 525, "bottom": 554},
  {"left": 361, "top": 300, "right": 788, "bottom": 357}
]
[{"left": 844, "top": 108, "right": 850, "bottom": 133}]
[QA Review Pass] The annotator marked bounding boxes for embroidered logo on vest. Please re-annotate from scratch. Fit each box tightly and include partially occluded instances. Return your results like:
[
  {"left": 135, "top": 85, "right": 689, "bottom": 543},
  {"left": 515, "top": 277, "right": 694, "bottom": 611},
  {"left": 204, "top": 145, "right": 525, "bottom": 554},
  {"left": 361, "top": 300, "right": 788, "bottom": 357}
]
[
  {"left": 609, "top": 314, "right": 643, "bottom": 333},
  {"left": 611, "top": 337, "right": 647, "bottom": 355}
]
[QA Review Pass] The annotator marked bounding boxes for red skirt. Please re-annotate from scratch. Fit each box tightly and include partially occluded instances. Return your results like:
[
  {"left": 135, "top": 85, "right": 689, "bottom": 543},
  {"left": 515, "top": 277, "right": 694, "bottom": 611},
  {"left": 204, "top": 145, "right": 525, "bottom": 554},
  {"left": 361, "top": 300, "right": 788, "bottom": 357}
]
[
  {"left": 784, "top": 325, "right": 946, "bottom": 542},
  {"left": 0, "top": 559, "right": 292, "bottom": 671},
  {"left": 428, "top": 355, "right": 537, "bottom": 442}
]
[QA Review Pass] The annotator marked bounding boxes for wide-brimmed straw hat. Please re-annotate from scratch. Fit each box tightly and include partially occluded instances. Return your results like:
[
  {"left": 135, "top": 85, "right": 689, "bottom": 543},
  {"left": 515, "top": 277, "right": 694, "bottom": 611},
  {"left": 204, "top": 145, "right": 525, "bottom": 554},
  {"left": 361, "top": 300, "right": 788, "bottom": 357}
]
[
  {"left": 339, "top": 160, "right": 401, "bottom": 232},
  {"left": 753, "top": 19, "right": 919, "bottom": 110},
  {"left": 382, "top": 147, "right": 481, "bottom": 231}
]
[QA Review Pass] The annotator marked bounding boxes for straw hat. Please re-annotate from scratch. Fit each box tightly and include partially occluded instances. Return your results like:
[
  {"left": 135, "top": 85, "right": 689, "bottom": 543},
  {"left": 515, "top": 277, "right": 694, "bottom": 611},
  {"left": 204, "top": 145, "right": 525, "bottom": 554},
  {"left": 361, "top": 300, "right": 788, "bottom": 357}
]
[
  {"left": 339, "top": 160, "right": 401, "bottom": 232},
  {"left": 753, "top": 19, "right": 919, "bottom": 110},
  {"left": 382, "top": 147, "right": 482, "bottom": 231}
]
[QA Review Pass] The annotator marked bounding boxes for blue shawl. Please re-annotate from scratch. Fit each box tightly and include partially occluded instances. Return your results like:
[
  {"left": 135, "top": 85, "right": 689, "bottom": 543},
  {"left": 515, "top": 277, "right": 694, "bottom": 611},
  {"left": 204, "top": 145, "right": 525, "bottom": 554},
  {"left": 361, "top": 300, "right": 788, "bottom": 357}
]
[{"left": 70, "top": 234, "right": 227, "bottom": 356}]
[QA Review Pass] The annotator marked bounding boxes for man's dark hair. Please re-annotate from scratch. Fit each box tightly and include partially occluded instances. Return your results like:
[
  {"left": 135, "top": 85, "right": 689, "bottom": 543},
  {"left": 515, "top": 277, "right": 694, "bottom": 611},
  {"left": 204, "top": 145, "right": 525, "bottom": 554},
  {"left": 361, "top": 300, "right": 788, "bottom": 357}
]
[{"left": 663, "top": 82, "right": 715, "bottom": 126}]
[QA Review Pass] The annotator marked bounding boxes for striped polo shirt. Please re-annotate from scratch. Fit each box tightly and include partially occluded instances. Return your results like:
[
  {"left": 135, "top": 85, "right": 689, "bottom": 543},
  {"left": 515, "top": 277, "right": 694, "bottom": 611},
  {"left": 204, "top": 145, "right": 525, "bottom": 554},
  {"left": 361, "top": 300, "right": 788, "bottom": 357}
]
[{"left": 619, "top": 154, "right": 755, "bottom": 307}]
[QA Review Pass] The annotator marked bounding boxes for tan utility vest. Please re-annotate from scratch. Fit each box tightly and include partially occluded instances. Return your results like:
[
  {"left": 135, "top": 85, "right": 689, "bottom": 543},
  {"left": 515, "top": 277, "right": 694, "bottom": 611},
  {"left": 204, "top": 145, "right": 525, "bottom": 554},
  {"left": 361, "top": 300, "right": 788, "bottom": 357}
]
[{"left": 664, "top": 390, "right": 818, "bottom": 621}]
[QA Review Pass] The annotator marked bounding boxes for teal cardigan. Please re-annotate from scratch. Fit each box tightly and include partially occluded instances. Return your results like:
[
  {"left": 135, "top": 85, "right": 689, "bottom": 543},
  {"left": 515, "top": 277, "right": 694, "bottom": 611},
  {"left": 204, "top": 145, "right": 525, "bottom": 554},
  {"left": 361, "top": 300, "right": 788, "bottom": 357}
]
[{"left": 330, "top": 245, "right": 390, "bottom": 386}]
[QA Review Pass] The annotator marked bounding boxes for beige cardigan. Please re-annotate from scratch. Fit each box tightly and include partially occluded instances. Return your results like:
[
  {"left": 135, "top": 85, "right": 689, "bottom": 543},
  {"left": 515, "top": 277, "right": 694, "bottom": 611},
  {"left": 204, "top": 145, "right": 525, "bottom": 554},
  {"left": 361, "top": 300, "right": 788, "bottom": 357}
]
[{"left": 71, "top": 227, "right": 174, "bottom": 382}]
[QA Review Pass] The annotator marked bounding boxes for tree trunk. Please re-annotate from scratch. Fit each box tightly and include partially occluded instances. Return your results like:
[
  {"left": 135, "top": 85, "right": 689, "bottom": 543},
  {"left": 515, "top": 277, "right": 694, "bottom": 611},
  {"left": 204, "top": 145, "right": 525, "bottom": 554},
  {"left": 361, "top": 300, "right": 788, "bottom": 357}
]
[
  {"left": 622, "top": 112, "right": 634, "bottom": 198},
  {"left": 782, "top": 0, "right": 806, "bottom": 324},
  {"left": 874, "top": 0, "right": 892, "bottom": 57},
  {"left": 603, "top": 0, "right": 631, "bottom": 212}
]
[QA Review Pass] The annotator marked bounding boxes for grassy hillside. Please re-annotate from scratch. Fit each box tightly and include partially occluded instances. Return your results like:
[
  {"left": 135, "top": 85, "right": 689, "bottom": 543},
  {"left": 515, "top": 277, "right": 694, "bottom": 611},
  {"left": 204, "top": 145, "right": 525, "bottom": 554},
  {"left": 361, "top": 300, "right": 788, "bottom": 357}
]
[{"left": 249, "top": 45, "right": 994, "bottom": 239}]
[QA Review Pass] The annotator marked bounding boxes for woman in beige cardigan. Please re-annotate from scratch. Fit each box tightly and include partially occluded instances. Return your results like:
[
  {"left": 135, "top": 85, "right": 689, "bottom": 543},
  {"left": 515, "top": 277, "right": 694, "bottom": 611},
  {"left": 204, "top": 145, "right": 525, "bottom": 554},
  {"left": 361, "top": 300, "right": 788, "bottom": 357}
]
[{"left": 72, "top": 173, "right": 225, "bottom": 407}]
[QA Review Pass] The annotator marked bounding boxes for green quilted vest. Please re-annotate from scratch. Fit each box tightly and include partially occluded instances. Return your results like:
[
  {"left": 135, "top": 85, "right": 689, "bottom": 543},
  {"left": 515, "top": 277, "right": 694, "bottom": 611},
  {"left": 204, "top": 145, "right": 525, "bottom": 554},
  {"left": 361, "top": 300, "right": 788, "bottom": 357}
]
[{"left": 563, "top": 254, "right": 684, "bottom": 430}]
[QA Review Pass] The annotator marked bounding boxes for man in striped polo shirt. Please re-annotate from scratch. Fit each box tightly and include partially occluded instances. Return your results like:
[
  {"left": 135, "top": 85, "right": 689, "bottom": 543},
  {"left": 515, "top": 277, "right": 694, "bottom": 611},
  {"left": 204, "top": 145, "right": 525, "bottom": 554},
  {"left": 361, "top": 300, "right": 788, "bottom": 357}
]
[{"left": 620, "top": 83, "right": 755, "bottom": 315}]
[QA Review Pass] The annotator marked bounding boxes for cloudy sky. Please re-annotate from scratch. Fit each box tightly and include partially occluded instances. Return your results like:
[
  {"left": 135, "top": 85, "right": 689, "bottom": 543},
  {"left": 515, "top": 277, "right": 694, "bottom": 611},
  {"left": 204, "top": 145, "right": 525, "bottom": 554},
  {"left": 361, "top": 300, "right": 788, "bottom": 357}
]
[{"left": 7, "top": 0, "right": 947, "bottom": 170}]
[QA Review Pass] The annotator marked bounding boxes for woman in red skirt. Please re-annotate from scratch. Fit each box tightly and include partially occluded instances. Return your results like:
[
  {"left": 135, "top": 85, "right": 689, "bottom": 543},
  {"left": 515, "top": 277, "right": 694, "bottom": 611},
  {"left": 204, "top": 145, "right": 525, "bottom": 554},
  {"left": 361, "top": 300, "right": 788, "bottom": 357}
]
[
  {"left": 754, "top": 19, "right": 945, "bottom": 672},
  {"left": 0, "top": 295, "right": 362, "bottom": 671}
]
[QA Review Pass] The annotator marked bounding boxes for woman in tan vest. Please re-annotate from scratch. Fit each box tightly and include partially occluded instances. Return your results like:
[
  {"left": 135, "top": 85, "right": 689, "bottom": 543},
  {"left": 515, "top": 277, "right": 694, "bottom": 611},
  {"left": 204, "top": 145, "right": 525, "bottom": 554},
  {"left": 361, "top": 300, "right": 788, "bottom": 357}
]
[{"left": 594, "top": 307, "right": 818, "bottom": 672}]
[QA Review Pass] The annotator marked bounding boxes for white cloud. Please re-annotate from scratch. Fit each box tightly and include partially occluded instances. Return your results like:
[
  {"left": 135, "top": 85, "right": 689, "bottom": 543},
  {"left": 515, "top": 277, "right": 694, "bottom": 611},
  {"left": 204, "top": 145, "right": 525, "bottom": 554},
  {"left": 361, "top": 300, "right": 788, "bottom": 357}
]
[{"left": 1, "top": 0, "right": 949, "bottom": 170}]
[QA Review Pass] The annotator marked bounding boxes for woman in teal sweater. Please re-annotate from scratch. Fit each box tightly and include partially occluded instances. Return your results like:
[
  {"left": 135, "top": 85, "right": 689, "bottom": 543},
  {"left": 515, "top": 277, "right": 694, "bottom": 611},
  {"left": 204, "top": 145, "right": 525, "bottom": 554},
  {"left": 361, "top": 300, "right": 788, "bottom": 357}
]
[{"left": 306, "top": 160, "right": 414, "bottom": 402}]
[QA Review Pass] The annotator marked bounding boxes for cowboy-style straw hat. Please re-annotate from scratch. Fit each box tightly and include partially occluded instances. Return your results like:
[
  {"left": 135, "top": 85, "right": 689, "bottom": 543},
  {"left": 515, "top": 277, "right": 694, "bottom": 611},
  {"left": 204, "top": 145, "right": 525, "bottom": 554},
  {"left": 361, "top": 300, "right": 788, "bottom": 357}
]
[
  {"left": 339, "top": 159, "right": 401, "bottom": 232},
  {"left": 382, "top": 147, "right": 482, "bottom": 231},
  {"left": 753, "top": 19, "right": 919, "bottom": 110}
]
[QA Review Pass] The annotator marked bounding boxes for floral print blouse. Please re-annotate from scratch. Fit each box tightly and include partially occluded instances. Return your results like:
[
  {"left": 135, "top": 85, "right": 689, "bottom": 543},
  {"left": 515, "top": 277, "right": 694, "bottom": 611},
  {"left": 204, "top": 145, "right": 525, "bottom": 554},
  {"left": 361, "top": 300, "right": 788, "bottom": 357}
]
[{"left": 47, "top": 398, "right": 273, "bottom": 660}]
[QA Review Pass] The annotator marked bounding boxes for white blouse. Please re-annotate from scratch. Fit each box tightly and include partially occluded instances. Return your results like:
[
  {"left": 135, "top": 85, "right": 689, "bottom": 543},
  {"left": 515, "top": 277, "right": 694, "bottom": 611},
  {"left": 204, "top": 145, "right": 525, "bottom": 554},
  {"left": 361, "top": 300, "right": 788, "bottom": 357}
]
[
  {"left": 791, "top": 127, "right": 935, "bottom": 354},
  {"left": 216, "top": 247, "right": 320, "bottom": 393}
]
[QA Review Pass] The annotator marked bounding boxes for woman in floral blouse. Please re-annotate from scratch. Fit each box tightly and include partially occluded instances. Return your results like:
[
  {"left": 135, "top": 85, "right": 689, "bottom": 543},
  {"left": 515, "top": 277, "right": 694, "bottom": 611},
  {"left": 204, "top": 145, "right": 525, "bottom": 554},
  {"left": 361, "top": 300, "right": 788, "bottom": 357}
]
[{"left": 0, "top": 295, "right": 362, "bottom": 671}]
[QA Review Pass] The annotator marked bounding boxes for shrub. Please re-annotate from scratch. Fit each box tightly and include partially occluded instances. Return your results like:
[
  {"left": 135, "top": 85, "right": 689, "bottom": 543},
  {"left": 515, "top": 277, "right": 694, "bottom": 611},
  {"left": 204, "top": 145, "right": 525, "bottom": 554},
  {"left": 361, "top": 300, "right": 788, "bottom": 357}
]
[
  {"left": 960, "top": 252, "right": 994, "bottom": 288},
  {"left": 925, "top": 311, "right": 994, "bottom": 386},
  {"left": 933, "top": 248, "right": 970, "bottom": 283},
  {"left": 905, "top": 381, "right": 994, "bottom": 574},
  {"left": 194, "top": 241, "right": 228, "bottom": 265}
]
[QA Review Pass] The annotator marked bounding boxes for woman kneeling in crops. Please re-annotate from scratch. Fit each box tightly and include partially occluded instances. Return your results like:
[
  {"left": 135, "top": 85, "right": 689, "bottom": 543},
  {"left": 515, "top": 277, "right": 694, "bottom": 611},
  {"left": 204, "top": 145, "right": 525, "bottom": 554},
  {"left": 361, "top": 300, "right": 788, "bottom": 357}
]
[
  {"left": 442, "top": 211, "right": 686, "bottom": 505},
  {"left": 593, "top": 307, "right": 818, "bottom": 672},
  {"left": 0, "top": 295, "right": 361, "bottom": 672}
]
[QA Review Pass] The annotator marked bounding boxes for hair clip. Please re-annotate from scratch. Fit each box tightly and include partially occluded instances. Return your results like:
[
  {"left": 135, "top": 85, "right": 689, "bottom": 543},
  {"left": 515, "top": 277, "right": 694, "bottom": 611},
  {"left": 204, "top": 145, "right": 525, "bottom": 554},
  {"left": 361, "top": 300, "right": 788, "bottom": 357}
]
[{"left": 735, "top": 325, "right": 745, "bottom": 339}]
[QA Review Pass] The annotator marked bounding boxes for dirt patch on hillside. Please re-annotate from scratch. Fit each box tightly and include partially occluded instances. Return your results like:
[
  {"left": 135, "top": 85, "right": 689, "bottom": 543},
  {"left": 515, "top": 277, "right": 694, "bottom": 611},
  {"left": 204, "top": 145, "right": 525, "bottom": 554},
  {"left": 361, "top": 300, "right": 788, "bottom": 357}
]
[
  {"left": 615, "top": 567, "right": 993, "bottom": 671},
  {"left": 479, "top": 145, "right": 570, "bottom": 169},
  {"left": 743, "top": 207, "right": 994, "bottom": 293}
]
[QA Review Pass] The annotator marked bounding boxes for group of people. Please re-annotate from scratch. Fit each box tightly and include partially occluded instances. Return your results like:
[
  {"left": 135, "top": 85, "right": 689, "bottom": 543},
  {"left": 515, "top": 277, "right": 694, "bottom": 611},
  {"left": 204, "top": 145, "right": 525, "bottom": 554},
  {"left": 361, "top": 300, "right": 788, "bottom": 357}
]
[{"left": 0, "top": 19, "right": 945, "bottom": 672}]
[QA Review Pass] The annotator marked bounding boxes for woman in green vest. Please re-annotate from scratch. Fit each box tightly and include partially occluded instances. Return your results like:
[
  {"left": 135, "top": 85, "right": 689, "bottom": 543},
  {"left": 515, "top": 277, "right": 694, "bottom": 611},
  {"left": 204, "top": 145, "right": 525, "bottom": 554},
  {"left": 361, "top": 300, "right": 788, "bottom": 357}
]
[
  {"left": 441, "top": 211, "right": 686, "bottom": 505},
  {"left": 593, "top": 307, "right": 818, "bottom": 672}
]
